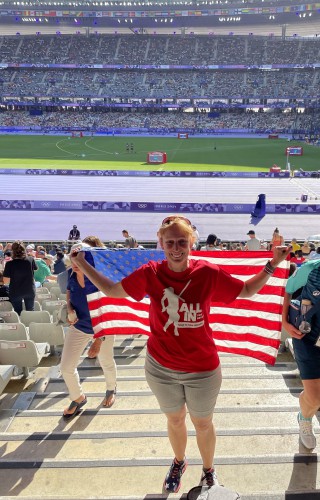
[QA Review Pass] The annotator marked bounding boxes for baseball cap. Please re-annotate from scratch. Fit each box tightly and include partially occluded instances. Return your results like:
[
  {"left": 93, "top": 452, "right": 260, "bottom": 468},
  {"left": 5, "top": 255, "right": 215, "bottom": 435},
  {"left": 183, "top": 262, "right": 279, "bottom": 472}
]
[
  {"left": 206, "top": 234, "right": 217, "bottom": 245},
  {"left": 26, "top": 244, "right": 35, "bottom": 250},
  {"left": 247, "top": 230, "right": 255, "bottom": 235},
  {"left": 38, "top": 250, "right": 46, "bottom": 256}
]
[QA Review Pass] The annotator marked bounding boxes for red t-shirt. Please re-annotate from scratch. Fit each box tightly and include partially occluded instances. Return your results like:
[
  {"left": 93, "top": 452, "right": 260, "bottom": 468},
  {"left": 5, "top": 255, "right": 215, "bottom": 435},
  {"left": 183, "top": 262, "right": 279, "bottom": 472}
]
[
  {"left": 121, "top": 259, "right": 244, "bottom": 372},
  {"left": 290, "top": 256, "right": 305, "bottom": 268}
]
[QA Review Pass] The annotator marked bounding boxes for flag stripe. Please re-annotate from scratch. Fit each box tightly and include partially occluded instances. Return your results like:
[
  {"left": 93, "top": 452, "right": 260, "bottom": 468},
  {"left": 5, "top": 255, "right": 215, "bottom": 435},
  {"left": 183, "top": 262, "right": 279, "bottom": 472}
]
[{"left": 85, "top": 250, "right": 289, "bottom": 365}]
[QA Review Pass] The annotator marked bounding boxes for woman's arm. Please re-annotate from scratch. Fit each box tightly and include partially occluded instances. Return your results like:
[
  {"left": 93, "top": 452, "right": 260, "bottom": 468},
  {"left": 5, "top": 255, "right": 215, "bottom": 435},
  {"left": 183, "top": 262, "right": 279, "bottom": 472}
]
[
  {"left": 71, "top": 251, "right": 128, "bottom": 298},
  {"left": 239, "top": 245, "right": 292, "bottom": 298},
  {"left": 282, "top": 291, "right": 305, "bottom": 340}
]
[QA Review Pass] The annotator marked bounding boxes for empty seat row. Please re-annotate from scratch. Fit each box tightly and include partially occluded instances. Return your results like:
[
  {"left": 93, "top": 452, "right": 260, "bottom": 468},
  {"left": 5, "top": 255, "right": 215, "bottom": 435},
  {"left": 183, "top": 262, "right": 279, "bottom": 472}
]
[
  {"left": 0, "top": 321, "right": 64, "bottom": 344},
  {"left": 0, "top": 321, "right": 65, "bottom": 376},
  {"left": 0, "top": 340, "right": 51, "bottom": 378},
  {"left": 0, "top": 301, "right": 67, "bottom": 322}
]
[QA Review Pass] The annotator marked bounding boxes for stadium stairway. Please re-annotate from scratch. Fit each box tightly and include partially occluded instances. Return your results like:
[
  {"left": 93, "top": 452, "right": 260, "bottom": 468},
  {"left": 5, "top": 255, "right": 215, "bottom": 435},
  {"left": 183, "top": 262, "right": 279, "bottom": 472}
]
[{"left": 0, "top": 336, "right": 319, "bottom": 500}]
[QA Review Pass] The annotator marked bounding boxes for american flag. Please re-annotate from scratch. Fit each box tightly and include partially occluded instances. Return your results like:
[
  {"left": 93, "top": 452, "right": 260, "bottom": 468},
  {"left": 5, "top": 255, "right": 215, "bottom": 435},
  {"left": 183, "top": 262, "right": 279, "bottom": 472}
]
[{"left": 85, "top": 249, "right": 290, "bottom": 366}]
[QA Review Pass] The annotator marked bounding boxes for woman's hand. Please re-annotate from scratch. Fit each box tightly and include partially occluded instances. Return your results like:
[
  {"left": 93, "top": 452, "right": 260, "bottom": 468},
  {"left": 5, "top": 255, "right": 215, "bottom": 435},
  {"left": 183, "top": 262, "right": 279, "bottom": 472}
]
[
  {"left": 282, "top": 318, "right": 306, "bottom": 340},
  {"left": 70, "top": 249, "right": 85, "bottom": 264},
  {"left": 271, "top": 245, "right": 292, "bottom": 267},
  {"left": 67, "top": 310, "right": 78, "bottom": 325},
  {"left": 87, "top": 338, "right": 103, "bottom": 358}
]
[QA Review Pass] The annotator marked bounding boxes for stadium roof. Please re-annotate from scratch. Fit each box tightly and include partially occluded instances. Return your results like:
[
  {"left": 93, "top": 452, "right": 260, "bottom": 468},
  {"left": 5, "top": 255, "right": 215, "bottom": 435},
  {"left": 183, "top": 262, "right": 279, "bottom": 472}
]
[
  {"left": 0, "top": 0, "right": 315, "bottom": 4},
  {"left": 1, "top": 0, "right": 320, "bottom": 34}
]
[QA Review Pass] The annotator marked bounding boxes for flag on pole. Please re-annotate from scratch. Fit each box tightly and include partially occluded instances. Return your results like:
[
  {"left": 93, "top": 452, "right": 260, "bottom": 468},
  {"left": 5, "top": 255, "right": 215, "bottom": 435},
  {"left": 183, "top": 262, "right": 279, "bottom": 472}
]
[{"left": 85, "top": 249, "right": 290, "bottom": 365}]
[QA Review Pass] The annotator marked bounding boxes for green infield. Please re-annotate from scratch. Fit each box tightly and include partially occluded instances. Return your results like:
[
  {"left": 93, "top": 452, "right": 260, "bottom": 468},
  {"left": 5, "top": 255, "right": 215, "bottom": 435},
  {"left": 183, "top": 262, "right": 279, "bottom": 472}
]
[{"left": 0, "top": 135, "right": 316, "bottom": 171}]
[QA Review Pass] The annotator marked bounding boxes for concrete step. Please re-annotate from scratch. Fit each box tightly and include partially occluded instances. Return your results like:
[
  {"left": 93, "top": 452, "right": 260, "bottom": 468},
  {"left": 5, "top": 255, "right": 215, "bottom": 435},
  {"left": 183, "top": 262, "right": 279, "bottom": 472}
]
[
  {"left": 78, "top": 362, "right": 300, "bottom": 378},
  {"left": 44, "top": 375, "right": 303, "bottom": 394},
  {"left": 0, "top": 430, "right": 316, "bottom": 460},
  {"left": 4, "top": 410, "right": 308, "bottom": 434},
  {"left": 0, "top": 338, "right": 315, "bottom": 499},
  {"left": 0, "top": 460, "right": 319, "bottom": 498},
  {"left": 28, "top": 391, "right": 301, "bottom": 411}
]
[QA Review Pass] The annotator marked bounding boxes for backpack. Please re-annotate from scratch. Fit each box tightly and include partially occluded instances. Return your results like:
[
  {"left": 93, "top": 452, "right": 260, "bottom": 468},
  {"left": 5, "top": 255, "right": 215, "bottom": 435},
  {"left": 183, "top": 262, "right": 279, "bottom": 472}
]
[
  {"left": 289, "top": 298, "right": 320, "bottom": 334},
  {"left": 187, "top": 485, "right": 241, "bottom": 500},
  {"left": 288, "top": 266, "right": 320, "bottom": 337}
]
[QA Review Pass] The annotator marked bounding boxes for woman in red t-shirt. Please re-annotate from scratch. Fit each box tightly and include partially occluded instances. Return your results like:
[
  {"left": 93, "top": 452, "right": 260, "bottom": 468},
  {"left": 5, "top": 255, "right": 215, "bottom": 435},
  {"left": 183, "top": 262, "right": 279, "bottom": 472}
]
[{"left": 71, "top": 216, "right": 291, "bottom": 493}]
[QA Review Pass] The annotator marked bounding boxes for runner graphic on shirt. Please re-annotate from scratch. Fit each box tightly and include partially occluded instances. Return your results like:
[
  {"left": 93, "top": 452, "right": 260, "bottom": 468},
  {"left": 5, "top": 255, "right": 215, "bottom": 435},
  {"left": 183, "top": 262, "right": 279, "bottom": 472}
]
[{"left": 161, "top": 280, "right": 192, "bottom": 336}]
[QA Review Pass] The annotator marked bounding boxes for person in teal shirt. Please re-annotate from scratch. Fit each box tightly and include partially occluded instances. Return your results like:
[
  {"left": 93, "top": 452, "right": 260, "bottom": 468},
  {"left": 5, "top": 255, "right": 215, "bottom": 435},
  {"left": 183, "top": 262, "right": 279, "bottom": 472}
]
[
  {"left": 283, "top": 257, "right": 320, "bottom": 451},
  {"left": 286, "top": 258, "right": 320, "bottom": 295},
  {"left": 34, "top": 256, "right": 52, "bottom": 285}
]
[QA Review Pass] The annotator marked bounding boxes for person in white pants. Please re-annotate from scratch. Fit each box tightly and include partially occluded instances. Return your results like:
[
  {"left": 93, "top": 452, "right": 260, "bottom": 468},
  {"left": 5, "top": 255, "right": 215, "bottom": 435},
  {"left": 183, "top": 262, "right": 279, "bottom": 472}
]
[{"left": 60, "top": 242, "right": 117, "bottom": 420}]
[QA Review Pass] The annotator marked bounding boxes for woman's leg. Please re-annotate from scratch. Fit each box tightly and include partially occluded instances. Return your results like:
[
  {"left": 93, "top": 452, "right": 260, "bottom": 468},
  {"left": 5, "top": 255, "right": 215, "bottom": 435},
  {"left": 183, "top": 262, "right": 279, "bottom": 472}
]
[
  {"left": 184, "top": 365, "right": 222, "bottom": 483},
  {"left": 165, "top": 405, "right": 188, "bottom": 462},
  {"left": 9, "top": 296, "right": 23, "bottom": 315},
  {"left": 299, "top": 379, "right": 320, "bottom": 418},
  {"left": 297, "top": 379, "right": 320, "bottom": 449},
  {"left": 190, "top": 413, "right": 215, "bottom": 469},
  {"left": 60, "top": 327, "right": 91, "bottom": 411},
  {"left": 23, "top": 295, "right": 35, "bottom": 312},
  {"left": 98, "top": 335, "right": 117, "bottom": 407}
]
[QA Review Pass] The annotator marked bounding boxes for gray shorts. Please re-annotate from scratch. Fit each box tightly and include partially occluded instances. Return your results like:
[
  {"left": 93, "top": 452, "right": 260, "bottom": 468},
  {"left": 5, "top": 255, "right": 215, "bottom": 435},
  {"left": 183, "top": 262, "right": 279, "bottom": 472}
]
[{"left": 145, "top": 351, "right": 222, "bottom": 418}]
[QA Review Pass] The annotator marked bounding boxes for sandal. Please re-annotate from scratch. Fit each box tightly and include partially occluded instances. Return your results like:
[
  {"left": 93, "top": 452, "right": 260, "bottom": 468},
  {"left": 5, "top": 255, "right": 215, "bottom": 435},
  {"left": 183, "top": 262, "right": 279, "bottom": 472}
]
[
  {"left": 102, "top": 389, "right": 116, "bottom": 408},
  {"left": 63, "top": 396, "right": 87, "bottom": 420}
]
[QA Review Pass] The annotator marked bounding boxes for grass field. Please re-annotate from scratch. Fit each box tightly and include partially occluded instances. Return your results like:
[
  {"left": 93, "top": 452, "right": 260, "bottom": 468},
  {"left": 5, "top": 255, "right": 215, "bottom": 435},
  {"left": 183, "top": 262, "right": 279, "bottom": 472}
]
[{"left": 0, "top": 135, "right": 317, "bottom": 171}]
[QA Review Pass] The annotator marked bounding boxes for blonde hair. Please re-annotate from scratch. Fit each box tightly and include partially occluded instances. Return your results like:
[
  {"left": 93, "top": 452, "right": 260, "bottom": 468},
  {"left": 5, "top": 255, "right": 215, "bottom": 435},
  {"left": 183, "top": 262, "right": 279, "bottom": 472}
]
[
  {"left": 82, "top": 235, "right": 105, "bottom": 248},
  {"left": 158, "top": 217, "right": 195, "bottom": 243}
]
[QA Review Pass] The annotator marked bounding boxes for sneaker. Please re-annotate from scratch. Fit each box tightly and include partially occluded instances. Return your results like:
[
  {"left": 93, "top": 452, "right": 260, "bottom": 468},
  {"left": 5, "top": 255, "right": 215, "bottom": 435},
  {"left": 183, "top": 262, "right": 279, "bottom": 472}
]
[
  {"left": 163, "top": 457, "right": 187, "bottom": 493},
  {"left": 199, "top": 467, "right": 219, "bottom": 488},
  {"left": 298, "top": 412, "right": 316, "bottom": 449}
]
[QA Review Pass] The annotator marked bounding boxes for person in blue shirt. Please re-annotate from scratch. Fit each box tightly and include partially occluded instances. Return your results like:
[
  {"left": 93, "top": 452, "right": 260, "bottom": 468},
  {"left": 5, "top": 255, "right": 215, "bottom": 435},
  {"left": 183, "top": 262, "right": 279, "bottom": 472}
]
[
  {"left": 60, "top": 242, "right": 117, "bottom": 420},
  {"left": 53, "top": 251, "right": 66, "bottom": 275}
]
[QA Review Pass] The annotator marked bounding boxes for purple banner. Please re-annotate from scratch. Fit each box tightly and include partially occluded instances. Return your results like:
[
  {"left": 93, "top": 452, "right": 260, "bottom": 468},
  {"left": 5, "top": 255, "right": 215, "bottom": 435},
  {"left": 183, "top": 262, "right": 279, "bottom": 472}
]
[
  {"left": 0, "top": 168, "right": 291, "bottom": 178},
  {"left": 2, "top": 62, "right": 320, "bottom": 71},
  {"left": 0, "top": 199, "right": 318, "bottom": 214}
]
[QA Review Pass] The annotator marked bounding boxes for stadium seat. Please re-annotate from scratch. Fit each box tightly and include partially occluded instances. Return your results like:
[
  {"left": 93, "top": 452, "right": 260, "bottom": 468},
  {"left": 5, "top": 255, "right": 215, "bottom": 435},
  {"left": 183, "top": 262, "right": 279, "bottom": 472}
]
[
  {"left": 0, "top": 301, "right": 13, "bottom": 312},
  {"left": 0, "top": 365, "right": 18, "bottom": 395},
  {"left": 52, "top": 308, "right": 68, "bottom": 326},
  {"left": 49, "top": 287, "right": 63, "bottom": 300},
  {"left": 0, "top": 322, "right": 29, "bottom": 341},
  {"left": 28, "top": 322, "right": 65, "bottom": 354},
  {"left": 45, "top": 282, "right": 61, "bottom": 291},
  {"left": 41, "top": 299, "right": 67, "bottom": 316},
  {"left": 36, "top": 287, "right": 49, "bottom": 294},
  {"left": 20, "top": 310, "right": 51, "bottom": 327},
  {"left": 22, "top": 300, "right": 42, "bottom": 312},
  {"left": 35, "top": 293, "right": 54, "bottom": 304},
  {"left": 34, "top": 301, "right": 42, "bottom": 311},
  {"left": 0, "top": 339, "right": 50, "bottom": 378},
  {"left": 0, "top": 311, "right": 20, "bottom": 323}
]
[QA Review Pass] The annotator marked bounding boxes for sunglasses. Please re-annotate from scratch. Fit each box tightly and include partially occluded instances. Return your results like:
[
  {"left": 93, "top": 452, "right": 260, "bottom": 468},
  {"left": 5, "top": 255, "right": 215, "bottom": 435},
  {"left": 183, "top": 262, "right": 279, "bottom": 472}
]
[{"left": 162, "top": 215, "right": 192, "bottom": 226}]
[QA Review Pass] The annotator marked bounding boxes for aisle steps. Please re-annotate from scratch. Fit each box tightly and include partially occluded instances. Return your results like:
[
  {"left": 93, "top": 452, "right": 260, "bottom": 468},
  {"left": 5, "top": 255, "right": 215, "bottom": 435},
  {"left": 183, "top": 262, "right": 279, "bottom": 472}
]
[{"left": 0, "top": 337, "right": 319, "bottom": 499}]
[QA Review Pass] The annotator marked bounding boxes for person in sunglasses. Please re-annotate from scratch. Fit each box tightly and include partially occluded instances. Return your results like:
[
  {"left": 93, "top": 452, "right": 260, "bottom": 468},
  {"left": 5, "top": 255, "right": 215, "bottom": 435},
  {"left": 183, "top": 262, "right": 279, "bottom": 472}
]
[{"left": 71, "top": 215, "right": 291, "bottom": 493}]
